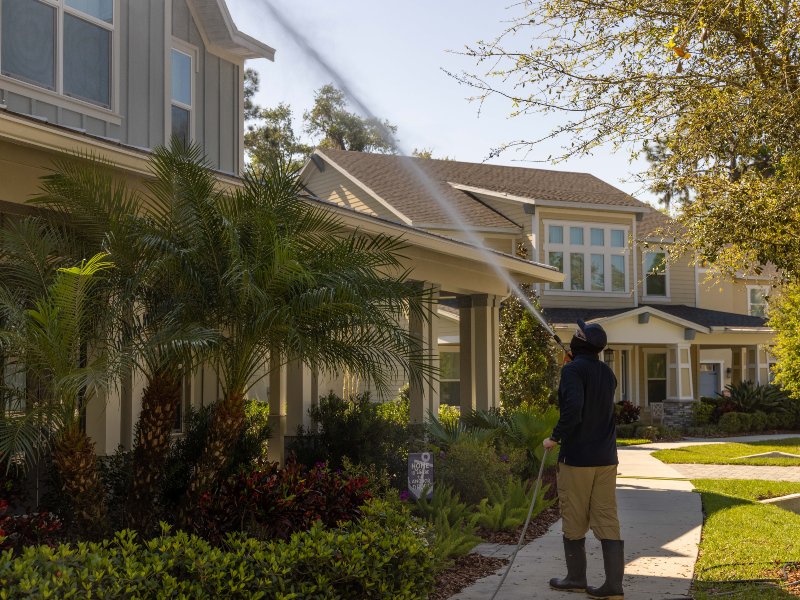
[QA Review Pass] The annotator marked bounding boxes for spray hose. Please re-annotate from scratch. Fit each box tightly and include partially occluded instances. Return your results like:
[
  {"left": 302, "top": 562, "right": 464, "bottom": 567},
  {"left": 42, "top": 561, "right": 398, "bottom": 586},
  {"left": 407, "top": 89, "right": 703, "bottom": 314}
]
[{"left": 489, "top": 446, "right": 551, "bottom": 600}]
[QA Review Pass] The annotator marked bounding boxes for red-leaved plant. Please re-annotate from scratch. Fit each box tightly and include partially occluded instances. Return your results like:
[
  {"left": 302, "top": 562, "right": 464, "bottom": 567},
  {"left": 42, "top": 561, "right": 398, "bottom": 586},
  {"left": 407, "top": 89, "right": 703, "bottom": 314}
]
[
  {"left": 193, "top": 459, "right": 371, "bottom": 542},
  {"left": 0, "top": 499, "right": 63, "bottom": 552}
]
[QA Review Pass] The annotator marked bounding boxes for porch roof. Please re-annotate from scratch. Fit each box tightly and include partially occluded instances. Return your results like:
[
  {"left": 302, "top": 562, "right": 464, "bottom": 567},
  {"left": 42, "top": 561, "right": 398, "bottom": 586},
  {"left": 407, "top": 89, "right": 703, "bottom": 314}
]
[{"left": 544, "top": 304, "right": 769, "bottom": 331}]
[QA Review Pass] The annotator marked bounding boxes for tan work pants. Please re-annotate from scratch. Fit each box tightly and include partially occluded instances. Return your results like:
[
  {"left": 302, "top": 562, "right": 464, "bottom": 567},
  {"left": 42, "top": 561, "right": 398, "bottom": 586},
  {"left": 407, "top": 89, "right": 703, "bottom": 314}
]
[{"left": 557, "top": 463, "right": 621, "bottom": 541}]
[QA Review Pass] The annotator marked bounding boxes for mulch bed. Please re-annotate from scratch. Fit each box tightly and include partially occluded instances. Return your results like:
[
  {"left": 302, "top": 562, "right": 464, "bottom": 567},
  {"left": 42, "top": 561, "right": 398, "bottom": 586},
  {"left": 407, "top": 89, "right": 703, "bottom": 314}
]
[
  {"left": 429, "top": 554, "right": 508, "bottom": 600},
  {"left": 431, "top": 467, "right": 562, "bottom": 598}
]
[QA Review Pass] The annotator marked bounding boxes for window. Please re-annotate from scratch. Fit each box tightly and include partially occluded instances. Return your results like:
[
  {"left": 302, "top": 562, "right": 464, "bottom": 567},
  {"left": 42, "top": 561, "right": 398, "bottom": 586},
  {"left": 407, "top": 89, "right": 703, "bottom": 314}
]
[
  {"left": 171, "top": 375, "right": 192, "bottom": 434},
  {"left": 543, "top": 221, "right": 629, "bottom": 294},
  {"left": 646, "top": 352, "right": 667, "bottom": 405},
  {"left": 0, "top": 0, "right": 114, "bottom": 108},
  {"left": 644, "top": 251, "right": 668, "bottom": 297},
  {"left": 748, "top": 286, "right": 769, "bottom": 318},
  {"left": 171, "top": 48, "right": 193, "bottom": 144},
  {"left": 439, "top": 350, "right": 460, "bottom": 406}
]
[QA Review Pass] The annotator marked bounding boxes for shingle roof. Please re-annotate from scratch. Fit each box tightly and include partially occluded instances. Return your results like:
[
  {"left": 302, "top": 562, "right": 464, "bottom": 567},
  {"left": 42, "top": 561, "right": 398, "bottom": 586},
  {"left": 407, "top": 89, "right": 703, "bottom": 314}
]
[
  {"left": 543, "top": 305, "right": 768, "bottom": 329},
  {"left": 316, "top": 149, "right": 650, "bottom": 230}
]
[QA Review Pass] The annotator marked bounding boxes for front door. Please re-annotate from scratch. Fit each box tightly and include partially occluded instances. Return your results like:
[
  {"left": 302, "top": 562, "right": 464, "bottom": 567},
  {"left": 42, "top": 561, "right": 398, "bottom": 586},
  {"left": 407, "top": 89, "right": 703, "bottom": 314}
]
[{"left": 699, "top": 363, "right": 721, "bottom": 398}]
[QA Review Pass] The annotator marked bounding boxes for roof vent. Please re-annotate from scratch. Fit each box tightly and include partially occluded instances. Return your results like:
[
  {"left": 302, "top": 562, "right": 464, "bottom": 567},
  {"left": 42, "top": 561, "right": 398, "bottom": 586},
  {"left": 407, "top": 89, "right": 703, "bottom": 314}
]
[
  {"left": 684, "top": 328, "right": 696, "bottom": 341},
  {"left": 638, "top": 312, "right": 650, "bottom": 324},
  {"left": 523, "top": 204, "right": 536, "bottom": 215}
]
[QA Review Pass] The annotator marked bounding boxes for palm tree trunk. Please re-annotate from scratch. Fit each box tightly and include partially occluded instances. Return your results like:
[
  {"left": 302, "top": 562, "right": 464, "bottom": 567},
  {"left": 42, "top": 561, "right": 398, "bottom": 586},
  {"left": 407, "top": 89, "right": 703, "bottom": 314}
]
[
  {"left": 180, "top": 390, "right": 245, "bottom": 522},
  {"left": 127, "top": 369, "right": 182, "bottom": 532},
  {"left": 51, "top": 425, "right": 108, "bottom": 537}
]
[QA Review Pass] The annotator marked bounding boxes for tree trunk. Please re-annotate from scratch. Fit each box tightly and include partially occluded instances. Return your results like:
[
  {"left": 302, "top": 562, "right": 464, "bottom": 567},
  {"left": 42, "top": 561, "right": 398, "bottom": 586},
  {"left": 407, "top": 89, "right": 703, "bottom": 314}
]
[
  {"left": 127, "top": 370, "right": 182, "bottom": 532},
  {"left": 180, "top": 390, "right": 245, "bottom": 522},
  {"left": 51, "top": 426, "right": 108, "bottom": 537}
]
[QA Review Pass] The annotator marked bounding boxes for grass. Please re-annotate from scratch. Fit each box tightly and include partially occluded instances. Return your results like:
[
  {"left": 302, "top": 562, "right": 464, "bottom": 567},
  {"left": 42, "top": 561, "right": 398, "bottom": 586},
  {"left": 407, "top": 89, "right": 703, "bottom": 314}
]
[
  {"left": 616, "top": 438, "right": 652, "bottom": 447},
  {"left": 691, "top": 478, "right": 800, "bottom": 599},
  {"left": 653, "top": 438, "right": 800, "bottom": 466}
]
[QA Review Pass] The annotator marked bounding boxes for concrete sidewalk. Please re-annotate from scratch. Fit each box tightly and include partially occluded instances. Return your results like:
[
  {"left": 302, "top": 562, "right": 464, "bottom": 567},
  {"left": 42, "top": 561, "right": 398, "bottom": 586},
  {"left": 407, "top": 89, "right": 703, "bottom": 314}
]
[{"left": 451, "top": 447, "right": 700, "bottom": 600}]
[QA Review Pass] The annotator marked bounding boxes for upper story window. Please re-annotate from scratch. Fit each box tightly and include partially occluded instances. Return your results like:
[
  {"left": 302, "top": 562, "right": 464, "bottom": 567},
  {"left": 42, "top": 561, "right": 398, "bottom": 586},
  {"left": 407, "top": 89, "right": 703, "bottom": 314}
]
[
  {"left": 644, "top": 251, "right": 668, "bottom": 297},
  {"left": 748, "top": 286, "right": 770, "bottom": 317},
  {"left": 545, "top": 221, "right": 629, "bottom": 293},
  {"left": 171, "top": 47, "right": 193, "bottom": 144},
  {"left": 0, "top": 0, "right": 113, "bottom": 108}
]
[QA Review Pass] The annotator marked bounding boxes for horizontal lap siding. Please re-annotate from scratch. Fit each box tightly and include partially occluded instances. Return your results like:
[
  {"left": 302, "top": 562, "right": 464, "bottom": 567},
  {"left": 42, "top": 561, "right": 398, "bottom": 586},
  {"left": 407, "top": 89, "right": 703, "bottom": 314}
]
[{"left": 305, "top": 169, "right": 395, "bottom": 218}]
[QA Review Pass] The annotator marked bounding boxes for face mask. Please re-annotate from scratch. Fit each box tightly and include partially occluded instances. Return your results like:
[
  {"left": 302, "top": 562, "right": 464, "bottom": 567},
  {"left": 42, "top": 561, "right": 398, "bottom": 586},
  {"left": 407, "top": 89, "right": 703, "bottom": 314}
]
[{"left": 570, "top": 334, "right": 599, "bottom": 356}]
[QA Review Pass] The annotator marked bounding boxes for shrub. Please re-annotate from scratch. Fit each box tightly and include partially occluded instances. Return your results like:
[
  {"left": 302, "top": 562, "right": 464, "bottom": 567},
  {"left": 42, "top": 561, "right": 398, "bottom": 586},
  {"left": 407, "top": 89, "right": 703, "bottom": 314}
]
[
  {"left": 721, "top": 381, "right": 788, "bottom": 414},
  {"left": 634, "top": 425, "right": 661, "bottom": 441},
  {"left": 194, "top": 460, "right": 371, "bottom": 542},
  {"left": 438, "top": 404, "right": 461, "bottom": 428},
  {"left": 436, "top": 439, "right": 512, "bottom": 505},
  {"left": 615, "top": 400, "right": 641, "bottom": 424},
  {"left": 719, "top": 411, "right": 745, "bottom": 434},
  {"left": 751, "top": 411, "right": 768, "bottom": 432},
  {"left": 0, "top": 500, "right": 435, "bottom": 599},
  {"left": 616, "top": 423, "right": 637, "bottom": 438},
  {"left": 474, "top": 477, "right": 555, "bottom": 532},
  {"left": 289, "top": 392, "right": 415, "bottom": 489},
  {"left": 412, "top": 485, "right": 480, "bottom": 565},
  {"left": 692, "top": 402, "right": 716, "bottom": 426},
  {"left": 0, "top": 499, "right": 62, "bottom": 553}
]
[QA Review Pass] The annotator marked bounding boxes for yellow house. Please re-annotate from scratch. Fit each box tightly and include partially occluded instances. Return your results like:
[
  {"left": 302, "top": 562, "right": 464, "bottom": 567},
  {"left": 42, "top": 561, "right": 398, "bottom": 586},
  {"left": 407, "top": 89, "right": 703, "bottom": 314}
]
[{"left": 301, "top": 149, "right": 776, "bottom": 427}]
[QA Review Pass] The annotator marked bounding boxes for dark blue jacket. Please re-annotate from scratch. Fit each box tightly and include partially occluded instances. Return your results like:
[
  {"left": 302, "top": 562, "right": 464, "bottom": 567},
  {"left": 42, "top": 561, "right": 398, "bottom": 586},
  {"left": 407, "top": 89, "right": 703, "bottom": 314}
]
[{"left": 551, "top": 354, "right": 618, "bottom": 467}]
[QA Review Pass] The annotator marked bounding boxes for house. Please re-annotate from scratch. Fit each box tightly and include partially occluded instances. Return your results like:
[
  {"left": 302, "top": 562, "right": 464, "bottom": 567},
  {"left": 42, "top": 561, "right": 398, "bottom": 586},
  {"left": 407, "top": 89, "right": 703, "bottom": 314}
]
[
  {"left": 301, "top": 149, "right": 776, "bottom": 427},
  {"left": 0, "top": 1, "right": 561, "bottom": 460}
]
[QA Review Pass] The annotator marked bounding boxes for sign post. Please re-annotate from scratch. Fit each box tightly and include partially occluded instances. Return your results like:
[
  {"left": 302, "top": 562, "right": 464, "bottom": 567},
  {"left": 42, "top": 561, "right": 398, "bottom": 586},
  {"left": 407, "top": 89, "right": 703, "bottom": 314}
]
[{"left": 407, "top": 452, "right": 434, "bottom": 500}]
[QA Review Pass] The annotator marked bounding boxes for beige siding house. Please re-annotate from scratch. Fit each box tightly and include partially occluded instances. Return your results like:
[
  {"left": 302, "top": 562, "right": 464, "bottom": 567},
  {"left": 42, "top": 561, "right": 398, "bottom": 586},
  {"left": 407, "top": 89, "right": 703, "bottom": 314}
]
[
  {"left": 301, "top": 149, "right": 776, "bottom": 427},
  {"left": 0, "top": 1, "right": 562, "bottom": 460}
]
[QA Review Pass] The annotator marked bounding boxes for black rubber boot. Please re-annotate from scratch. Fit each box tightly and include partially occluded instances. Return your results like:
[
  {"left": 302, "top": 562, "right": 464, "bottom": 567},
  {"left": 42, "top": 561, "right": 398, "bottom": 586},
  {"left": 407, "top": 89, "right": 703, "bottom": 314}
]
[
  {"left": 586, "top": 539, "right": 624, "bottom": 599},
  {"left": 549, "top": 536, "right": 587, "bottom": 592}
]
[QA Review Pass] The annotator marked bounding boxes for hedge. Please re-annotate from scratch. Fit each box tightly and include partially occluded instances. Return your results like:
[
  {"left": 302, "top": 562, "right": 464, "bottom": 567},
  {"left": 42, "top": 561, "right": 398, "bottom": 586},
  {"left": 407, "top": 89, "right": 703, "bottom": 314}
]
[{"left": 0, "top": 500, "right": 435, "bottom": 599}]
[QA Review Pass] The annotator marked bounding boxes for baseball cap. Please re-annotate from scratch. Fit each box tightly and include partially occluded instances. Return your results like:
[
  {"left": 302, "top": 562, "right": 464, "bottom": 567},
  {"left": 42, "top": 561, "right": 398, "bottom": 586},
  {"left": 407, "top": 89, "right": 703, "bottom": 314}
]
[{"left": 577, "top": 319, "right": 608, "bottom": 350}]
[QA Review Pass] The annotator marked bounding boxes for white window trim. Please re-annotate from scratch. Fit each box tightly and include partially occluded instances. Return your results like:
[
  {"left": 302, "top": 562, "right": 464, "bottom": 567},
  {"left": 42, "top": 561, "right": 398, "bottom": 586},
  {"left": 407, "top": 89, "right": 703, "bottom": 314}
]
[
  {"left": 746, "top": 285, "right": 770, "bottom": 318},
  {"left": 642, "top": 249, "right": 670, "bottom": 301},
  {"left": 643, "top": 348, "right": 668, "bottom": 406},
  {"left": 0, "top": 0, "right": 121, "bottom": 121},
  {"left": 543, "top": 220, "right": 630, "bottom": 296},
  {"left": 167, "top": 37, "right": 198, "bottom": 145}
]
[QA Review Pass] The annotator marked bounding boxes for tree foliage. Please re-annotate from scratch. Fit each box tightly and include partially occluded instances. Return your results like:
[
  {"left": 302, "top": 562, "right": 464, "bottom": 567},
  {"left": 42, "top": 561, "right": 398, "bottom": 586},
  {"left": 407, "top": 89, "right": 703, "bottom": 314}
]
[
  {"left": 499, "top": 285, "right": 559, "bottom": 410},
  {"left": 244, "top": 75, "right": 397, "bottom": 169},
  {"left": 770, "top": 282, "right": 800, "bottom": 399},
  {"left": 458, "top": 0, "right": 800, "bottom": 276}
]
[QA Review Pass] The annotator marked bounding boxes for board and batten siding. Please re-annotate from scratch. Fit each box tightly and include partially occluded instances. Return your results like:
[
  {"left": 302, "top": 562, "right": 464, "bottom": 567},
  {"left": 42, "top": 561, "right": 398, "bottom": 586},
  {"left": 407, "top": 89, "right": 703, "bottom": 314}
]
[{"left": 0, "top": 0, "right": 242, "bottom": 173}]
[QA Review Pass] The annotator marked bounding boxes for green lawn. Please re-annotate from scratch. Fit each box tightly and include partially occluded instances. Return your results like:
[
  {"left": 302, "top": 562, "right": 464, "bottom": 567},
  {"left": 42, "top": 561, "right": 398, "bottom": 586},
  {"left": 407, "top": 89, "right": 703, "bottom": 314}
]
[
  {"left": 691, "top": 478, "right": 800, "bottom": 599},
  {"left": 616, "top": 438, "right": 652, "bottom": 447},
  {"left": 653, "top": 438, "right": 800, "bottom": 466}
]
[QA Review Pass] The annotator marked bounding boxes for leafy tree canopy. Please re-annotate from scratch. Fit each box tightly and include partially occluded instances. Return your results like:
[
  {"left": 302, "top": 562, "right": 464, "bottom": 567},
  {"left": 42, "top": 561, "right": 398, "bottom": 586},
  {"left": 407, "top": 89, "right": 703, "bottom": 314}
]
[
  {"left": 245, "top": 74, "right": 397, "bottom": 169},
  {"left": 458, "top": 0, "right": 800, "bottom": 277}
]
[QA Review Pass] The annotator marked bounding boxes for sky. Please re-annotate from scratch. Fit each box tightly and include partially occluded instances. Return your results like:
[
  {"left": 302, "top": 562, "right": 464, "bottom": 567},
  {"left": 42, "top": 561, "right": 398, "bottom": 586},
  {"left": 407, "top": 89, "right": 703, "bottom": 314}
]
[{"left": 227, "top": 0, "right": 657, "bottom": 206}]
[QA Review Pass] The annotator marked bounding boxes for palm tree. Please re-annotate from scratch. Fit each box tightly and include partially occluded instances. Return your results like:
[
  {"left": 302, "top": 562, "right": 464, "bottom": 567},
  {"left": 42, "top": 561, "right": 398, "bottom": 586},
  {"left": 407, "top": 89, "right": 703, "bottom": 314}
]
[{"left": 0, "top": 252, "right": 116, "bottom": 535}]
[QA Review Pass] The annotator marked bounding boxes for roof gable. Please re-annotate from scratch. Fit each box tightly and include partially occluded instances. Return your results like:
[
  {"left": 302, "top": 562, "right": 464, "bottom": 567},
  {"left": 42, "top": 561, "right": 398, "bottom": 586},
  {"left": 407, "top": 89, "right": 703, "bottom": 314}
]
[{"left": 186, "top": 0, "right": 275, "bottom": 61}]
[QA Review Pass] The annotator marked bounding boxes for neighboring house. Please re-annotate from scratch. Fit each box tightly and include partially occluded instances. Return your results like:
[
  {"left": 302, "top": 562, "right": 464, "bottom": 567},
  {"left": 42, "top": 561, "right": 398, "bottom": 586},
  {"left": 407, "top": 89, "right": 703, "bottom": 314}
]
[
  {"left": 0, "top": 1, "right": 561, "bottom": 460},
  {"left": 301, "top": 149, "right": 776, "bottom": 427}
]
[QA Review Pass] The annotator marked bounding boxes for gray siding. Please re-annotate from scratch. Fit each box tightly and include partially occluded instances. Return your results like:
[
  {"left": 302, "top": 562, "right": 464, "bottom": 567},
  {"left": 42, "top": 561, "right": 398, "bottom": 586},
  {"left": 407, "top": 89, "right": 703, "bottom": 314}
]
[{"left": 0, "top": 0, "right": 243, "bottom": 173}]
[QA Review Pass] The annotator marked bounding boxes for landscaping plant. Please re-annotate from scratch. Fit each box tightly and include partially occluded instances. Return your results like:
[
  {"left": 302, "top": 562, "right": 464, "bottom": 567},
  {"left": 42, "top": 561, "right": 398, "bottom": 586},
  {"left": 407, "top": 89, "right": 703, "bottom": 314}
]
[{"left": 474, "top": 477, "right": 555, "bottom": 532}]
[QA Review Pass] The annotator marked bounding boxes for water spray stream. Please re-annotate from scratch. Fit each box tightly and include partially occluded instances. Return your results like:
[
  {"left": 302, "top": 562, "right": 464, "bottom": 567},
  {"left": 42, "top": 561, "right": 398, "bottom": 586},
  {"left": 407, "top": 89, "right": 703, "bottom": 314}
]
[{"left": 254, "top": 0, "right": 569, "bottom": 358}]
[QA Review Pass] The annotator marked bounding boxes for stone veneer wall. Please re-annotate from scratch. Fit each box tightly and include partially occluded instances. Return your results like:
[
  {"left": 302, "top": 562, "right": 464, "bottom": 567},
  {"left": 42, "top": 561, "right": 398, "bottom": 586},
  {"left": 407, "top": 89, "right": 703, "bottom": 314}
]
[{"left": 663, "top": 400, "right": 696, "bottom": 428}]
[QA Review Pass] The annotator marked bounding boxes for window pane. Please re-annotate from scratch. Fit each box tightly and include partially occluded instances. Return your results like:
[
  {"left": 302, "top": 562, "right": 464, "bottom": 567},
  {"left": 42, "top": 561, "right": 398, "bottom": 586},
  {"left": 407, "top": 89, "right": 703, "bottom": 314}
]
[
  {"left": 611, "top": 229, "right": 625, "bottom": 248},
  {"left": 645, "top": 252, "right": 667, "bottom": 296},
  {"left": 548, "top": 225, "right": 563, "bottom": 244},
  {"left": 611, "top": 255, "right": 626, "bottom": 292},
  {"left": 647, "top": 380, "right": 667, "bottom": 404},
  {"left": 172, "top": 49, "right": 192, "bottom": 106},
  {"left": 1, "top": 0, "right": 55, "bottom": 90},
  {"left": 440, "top": 381, "right": 461, "bottom": 406},
  {"left": 66, "top": 0, "right": 113, "bottom": 22},
  {"left": 591, "top": 228, "right": 605, "bottom": 246},
  {"left": 549, "top": 251, "right": 563, "bottom": 290},
  {"left": 570, "top": 253, "right": 584, "bottom": 290},
  {"left": 570, "top": 227, "right": 584, "bottom": 245},
  {"left": 440, "top": 352, "right": 460, "bottom": 380},
  {"left": 171, "top": 105, "right": 190, "bottom": 145},
  {"left": 647, "top": 353, "right": 667, "bottom": 379},
  {"left": 64, "top": 14, "right": 111, "bottom": 107},
  {"left": 591, "top": 254, "right": 605, "bottom": 291}
]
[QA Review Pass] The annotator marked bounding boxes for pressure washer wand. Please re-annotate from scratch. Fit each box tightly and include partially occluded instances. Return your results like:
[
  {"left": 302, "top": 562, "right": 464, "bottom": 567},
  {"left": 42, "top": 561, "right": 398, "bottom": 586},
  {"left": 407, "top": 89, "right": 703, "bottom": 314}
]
[{"left": 521, "top": 298, "right": 572, "bottom": 361}]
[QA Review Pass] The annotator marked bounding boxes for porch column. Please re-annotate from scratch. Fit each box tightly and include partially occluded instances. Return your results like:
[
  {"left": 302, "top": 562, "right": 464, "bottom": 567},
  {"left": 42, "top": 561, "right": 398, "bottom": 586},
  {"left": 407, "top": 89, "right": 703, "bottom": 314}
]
[
  {"left": 745, "top": 345, "right": 761, "bottom": 384},
  {"left": 691, "top": 344, "right": 701, "bottom": 400},
  {"left": 286, "top": 360, "right": 317, "bottom": 435},
  {"left": 458, "top": 296, "right": 476, "bottom": 415},
  {"left": 409, "top": 284, "right": 440, "bottom": 423},
  {"left": 664, "top": 343, "right": 695, "bottom": 427},
  {"left": 731, "top": 347, "right": 744, "bottom": 385},
  {"left": 472, "top": 294, "right": 501, "bottom": 412},
  {"left": 267, "top": 355, "right": 287, "bottom": 464}
]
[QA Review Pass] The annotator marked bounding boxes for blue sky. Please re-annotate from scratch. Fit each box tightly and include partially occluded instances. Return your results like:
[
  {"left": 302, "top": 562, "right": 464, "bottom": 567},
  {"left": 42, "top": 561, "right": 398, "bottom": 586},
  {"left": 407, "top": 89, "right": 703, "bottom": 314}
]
[{"left": 229, "top": 0, "right": 657, "bottom": 205}]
